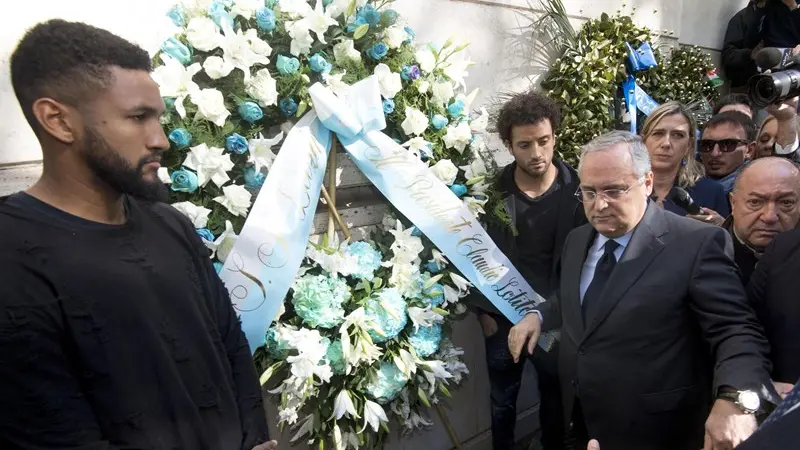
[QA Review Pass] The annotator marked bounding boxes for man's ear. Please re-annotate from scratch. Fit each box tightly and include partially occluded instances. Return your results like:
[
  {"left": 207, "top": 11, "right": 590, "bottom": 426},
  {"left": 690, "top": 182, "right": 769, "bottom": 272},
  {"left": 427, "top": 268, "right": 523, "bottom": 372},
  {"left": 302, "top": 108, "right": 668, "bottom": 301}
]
[
  {"left": 745, "top": 142, "right": 756, "bottom": 161},
  {"left": 31, "top": 98, "right": 79, "bottom": 145}
]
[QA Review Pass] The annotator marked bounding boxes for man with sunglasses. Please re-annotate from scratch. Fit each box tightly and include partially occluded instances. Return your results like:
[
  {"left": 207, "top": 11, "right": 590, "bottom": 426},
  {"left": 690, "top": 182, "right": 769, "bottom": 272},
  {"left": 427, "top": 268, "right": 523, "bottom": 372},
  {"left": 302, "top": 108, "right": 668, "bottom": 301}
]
[
  {"left": 508, "top": 131, "right": 777, "bottom": 450},
  {"left": 699, "top": 111, "right": 757, "bottom": 196}
]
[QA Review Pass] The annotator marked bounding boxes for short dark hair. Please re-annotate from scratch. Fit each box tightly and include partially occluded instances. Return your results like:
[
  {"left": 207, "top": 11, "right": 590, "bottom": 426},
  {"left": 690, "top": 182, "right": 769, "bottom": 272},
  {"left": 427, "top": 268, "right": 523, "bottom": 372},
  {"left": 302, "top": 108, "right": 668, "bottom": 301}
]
[
  {"left": 704, "top": 111, "right": 757, "bottom": 141},
  {"left": 10, "top": 19, "right": 152, "bottom": 132},
  {"left": 712, "top": 93, "right": 752, "bottom": 116},
  {"left": 496, "top": 91, "right": 562, "bottom": 144}
]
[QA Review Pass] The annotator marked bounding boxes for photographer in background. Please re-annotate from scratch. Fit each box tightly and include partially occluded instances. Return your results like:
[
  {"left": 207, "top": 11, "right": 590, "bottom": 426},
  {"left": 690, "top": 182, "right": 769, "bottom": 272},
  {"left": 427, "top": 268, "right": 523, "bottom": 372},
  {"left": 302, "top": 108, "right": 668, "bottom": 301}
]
[
  {"left": 753, "top": 0, "right": 800, "bottom": 50},
  {"left": 723, "top": 1, "right": 766, "bottom": 93}
]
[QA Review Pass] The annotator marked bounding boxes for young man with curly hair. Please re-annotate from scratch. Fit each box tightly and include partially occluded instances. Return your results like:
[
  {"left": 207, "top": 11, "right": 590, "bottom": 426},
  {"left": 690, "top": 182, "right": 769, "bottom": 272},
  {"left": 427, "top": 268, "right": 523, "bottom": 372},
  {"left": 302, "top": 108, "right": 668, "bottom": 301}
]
[
  {"left": 474, "top": 91, "right": 585, "bottom": 450},
  {"left": 0, "top": 20, "right": 276, "bottom": 450}
]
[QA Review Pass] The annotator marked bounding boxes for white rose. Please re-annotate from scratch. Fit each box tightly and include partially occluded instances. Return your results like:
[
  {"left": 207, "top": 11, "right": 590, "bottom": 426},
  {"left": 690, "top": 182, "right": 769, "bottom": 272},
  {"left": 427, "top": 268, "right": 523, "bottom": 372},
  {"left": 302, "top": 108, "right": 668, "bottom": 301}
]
[
  {"left": 203, "top": 56, "right": 234, "bottom": 80},
  {"left": 384, "top": 25, "right": 407, "bottom": 49},
  {"left": 191, "top": 88, "right": 230, "bottom": 127},
  {"left": 333, "top": 40, "right": 361, "bottom": 64},
  {"left": 231, "top": 0, "right": 262, "bottom": 19},
  {"left": 429, "top": 159, "right": 459, "bottom": 186},
  {"left": 214, "top": 184, "right": 252, "bottom": 217},
  {"left": 443, "top": 122, "right": 473, "bottom": 153},
  {"left": 401, "top": 107, "right": 429, "bottom": 136},
  {"left": 171, "top": 201, "right": 212, "bottom": 228},
  {"left": 417, "top": 80, "right": 430, "bottom": 94},
  {"left": 246, "top": 68, "right": 278, "bottom": 107},
  {"left": 415, "top": 47, "right": 436, "bottom": 73},
  {"left": 374, "top": 64, "right": 402, "bottom": 99},
  {"left": 431, "top": 81, "right": 454, "bottom": 105},
  {"left": 186, "top": 17, "right": 222, "bottom": 52}
]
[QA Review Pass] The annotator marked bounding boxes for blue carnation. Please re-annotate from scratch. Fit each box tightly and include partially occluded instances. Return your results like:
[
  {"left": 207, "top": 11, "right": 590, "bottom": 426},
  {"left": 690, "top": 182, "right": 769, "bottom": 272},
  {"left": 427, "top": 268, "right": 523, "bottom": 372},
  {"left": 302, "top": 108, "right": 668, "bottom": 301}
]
[
  {"left": 264, "top": 326, "right": 290, "bottom": 357},
  {"left": 244, "top": 166, "right": 266, "bottom": 190},
  {"left": 167, "top": 5, "right": 186, "bottom": 27},
  {"left": 160, "top": 37, "right": 191, "bottom": 65},
  {"left": 168, "top": 128, "right": 192, "bottom": 147},
  {"left": 280, "top": 98, "right": 298, "bottom": 116},
  {"left": 423, "top": 283, "right": 445, "bottom": 307},
  {"left": 170, "top": 168, "right": 199, "bottom": 193},
  {"left": 382, "top": 9, "right": 399, "bottom": 25},
  {"left": 447, "top": 99, "right": 465, "bottom": 118},
  {"left": 409, "top": 323, "right": 442, "bottom": 358},
  {"left": 365, "top": 288, "right": 408, "bottom": 343},
  {"left": 401, "top": 65, "right": 421, "bottom": 81},
  {"left": 450, "top": 184, "right": 468, "bottom": 198},
  {"left": 367, "top": 42, "right": 389, "bottom": 60},
  {"left": 344, "top": 241, "right": 383, "bottom": 281},
  {"left": 256, "top": 7, "right": 276, "bottom": 31},
  {"left": 404, "top": 26, "right": 415, "bottom": 43},
  {"left": 357, "top": 5, "right": 381, "bottom": 26},
  {"left": 366, "top": 361, "right": 408, "bottom": 404},
  {"left": 196, "top": 228, "right": 215, "bottom": 242},
  {"left": 208, "top": 1, "right": 234, "bottom": 30},
  {"left": 292, "top": 274, "right": 351, "bottom": 328},
  {"left": 382, "top": 99, "right": 395, "bottom": 114},
  {"left": 309, "top": 53, "right": 332, "bottom": 73},
  {"left": 226, "top": 133, "right": 249, "bottom": 154},
  {"left": 213, "top": 261, "right": 224, "bottom": 274},
  {"left": 431, "top": 114, "right": 449, "bottom": 130},
  {"left": 276, "top": 55, "right": 300, "bottom": 75},
  {"left": 238, "top": 102, "right": 263, "bottom": 123}
]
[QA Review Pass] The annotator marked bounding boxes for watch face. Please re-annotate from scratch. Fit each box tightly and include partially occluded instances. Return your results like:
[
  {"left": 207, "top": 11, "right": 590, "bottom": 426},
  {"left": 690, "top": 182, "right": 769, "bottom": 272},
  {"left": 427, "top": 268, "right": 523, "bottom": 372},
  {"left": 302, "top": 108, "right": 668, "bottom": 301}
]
[{"left": 740, "top": 391, "right": 761, "bottom": 411}]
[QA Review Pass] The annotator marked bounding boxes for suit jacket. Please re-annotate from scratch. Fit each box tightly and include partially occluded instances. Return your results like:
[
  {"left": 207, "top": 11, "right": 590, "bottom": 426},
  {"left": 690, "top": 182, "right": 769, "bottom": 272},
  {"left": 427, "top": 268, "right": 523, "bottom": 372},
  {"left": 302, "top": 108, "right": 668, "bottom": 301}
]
[
  {"left": 538, "top": 202, "right": 774, "bottom": 450},
  {"left": 735, "top": 406, "right": 800, "bottom": 449},
  {"left": 747, "top": 228, "right": 800, "bottom": 384}
]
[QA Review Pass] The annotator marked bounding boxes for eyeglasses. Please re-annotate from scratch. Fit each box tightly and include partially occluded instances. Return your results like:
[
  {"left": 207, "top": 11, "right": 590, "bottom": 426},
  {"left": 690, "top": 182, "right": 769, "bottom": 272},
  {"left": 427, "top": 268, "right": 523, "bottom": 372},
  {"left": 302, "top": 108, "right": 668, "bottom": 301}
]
[
  {"left": 698, "top": 139, "right": 750, "bottom": 154},
  {"left": 575, "top": 184, "right": 636, "bottom": 203}
]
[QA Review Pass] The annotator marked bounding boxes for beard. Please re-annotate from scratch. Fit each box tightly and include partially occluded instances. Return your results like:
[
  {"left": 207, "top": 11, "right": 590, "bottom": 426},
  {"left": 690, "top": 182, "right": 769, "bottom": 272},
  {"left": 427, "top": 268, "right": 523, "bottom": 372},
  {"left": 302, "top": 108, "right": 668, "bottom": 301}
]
[
  {"left": 518, "top": 158, "right": 551, "bottom": 179},
  {"left": 83, "top": 126, "right": 168, "bottom": 203}
]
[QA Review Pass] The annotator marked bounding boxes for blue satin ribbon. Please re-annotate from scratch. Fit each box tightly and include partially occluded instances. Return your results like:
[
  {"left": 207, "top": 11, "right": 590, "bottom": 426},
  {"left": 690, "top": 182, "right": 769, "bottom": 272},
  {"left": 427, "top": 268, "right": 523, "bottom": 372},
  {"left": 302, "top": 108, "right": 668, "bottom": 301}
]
[{"left": 623, "top": 75, "right": 660, "bottom": 133}]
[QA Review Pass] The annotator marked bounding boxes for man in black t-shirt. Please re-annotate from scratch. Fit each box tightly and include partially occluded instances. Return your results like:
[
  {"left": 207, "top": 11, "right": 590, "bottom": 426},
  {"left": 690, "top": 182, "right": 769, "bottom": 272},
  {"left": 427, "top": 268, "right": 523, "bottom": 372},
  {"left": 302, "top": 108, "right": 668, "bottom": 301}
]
[
  {"left": 474, "top": 92, "right": 585, "bottom": 450},
  {"left": 0, "top": 20, "right": 275, "bottom": 450}
]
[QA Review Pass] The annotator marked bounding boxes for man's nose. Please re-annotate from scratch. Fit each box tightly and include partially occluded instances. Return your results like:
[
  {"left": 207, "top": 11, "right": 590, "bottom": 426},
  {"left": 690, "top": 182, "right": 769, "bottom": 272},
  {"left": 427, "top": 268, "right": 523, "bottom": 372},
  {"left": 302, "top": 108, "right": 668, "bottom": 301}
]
[
  {"left": 760, "top": 203, "right": 780, "bottom": 224},
  {"left": 149, "top": 125, "right": 170, "bottom": 152}
]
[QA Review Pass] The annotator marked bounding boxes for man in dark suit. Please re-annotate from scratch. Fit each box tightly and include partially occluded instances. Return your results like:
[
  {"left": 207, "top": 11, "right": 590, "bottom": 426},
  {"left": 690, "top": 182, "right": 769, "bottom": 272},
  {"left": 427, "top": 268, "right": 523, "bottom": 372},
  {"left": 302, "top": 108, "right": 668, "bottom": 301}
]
[
  {"left": 508, "top": 131, "right": 776, "bottom": 450},
  {"left": 747, "top": 228, "right": 800, "bottom": 387}
]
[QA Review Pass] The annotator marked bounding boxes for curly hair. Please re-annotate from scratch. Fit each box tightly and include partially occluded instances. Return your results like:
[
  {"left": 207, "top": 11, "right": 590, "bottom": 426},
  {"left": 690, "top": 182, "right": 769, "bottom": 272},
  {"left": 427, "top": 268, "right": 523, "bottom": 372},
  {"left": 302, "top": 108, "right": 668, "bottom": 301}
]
[
  {"left": 496, "top": 91, "right": 562, "bottom": 145},
  {"left": 10, "top": 19, "right": 152, "bottom": 133}
]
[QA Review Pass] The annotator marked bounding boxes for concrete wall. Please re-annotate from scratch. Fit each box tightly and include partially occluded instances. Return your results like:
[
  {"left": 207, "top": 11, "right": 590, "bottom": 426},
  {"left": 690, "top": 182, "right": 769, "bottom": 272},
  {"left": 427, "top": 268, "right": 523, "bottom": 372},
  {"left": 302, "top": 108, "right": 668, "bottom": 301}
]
[{"left": 0, "top": 0, "right": 749, "bottom": 449}]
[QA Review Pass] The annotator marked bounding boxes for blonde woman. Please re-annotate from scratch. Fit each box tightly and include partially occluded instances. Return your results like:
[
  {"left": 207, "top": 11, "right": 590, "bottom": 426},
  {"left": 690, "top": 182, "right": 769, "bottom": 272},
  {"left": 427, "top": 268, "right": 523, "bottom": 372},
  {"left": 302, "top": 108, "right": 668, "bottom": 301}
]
[
  {"left": 641, "top": 102, "right": 729, "bottom": 225},
  {"left": 755, "top": 115, "right": 778, "bottom": 159}
]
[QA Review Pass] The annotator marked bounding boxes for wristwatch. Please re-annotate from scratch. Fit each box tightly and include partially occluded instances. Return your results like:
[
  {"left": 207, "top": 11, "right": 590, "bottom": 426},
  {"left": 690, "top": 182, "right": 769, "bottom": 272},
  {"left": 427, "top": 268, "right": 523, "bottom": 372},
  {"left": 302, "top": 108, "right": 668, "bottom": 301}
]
[{"left": 717, "top": 388, "right": 761, "bottom": 414}]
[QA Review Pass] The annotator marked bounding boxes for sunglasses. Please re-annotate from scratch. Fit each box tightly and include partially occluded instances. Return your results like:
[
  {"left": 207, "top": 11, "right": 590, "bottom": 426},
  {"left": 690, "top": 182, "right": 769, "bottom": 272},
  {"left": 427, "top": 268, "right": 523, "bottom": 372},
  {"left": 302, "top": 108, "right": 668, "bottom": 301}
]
[{"left": 698, "top": 138, "right": 750, "bottom": 154}]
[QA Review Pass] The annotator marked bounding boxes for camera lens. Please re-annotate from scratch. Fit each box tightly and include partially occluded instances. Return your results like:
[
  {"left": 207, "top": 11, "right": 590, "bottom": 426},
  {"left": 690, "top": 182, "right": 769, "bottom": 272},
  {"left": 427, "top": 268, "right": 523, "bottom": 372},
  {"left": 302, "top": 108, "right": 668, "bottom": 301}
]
[{"left": 755, "top": 78, "right": 777, "bottom": 102}]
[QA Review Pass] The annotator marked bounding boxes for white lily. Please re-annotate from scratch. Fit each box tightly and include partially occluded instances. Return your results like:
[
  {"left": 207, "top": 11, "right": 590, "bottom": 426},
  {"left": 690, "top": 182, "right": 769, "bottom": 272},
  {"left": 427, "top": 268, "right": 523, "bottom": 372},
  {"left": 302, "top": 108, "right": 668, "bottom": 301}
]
[
  {"left": 182, "top": 143, "right": 234, "bottom": 188},
  {"left": 331, "top": 389, "right": 359, "bottom": 421},
  {"left": 421, "top": 359, "right": 453, "bottom": 395},
  {"left": 333, "top": 423, "right": 345, "bottom": 450},
  {"left": 442, "top": 284, "right": 460, "bottom": 306},
  {"left": 401, "top": 137, "right": 431, "bottom": 160},
  {"left": 285, "top": 19, "right": 315, "bottom": 56},
  {"left": 304, "top": 0, "right": 337, "bottom": 44},
  {"left": 449, "top": 273, "right": 472, "bottom": 296},
  {"left": 219, "top": 25, "right": 271, "bottom": 82},
  {"left": 361, "top": 400, "right": 389, "bottom": 433},
  {"left": 393, "top": 348, "right": 418, "bottom": 379},
  {"left": 459, "top": 155, "right": 488, "bottom": 180},
  {"left": 247, "top": 131, "right": 284, "bottom": 172},
  {"left": 407, "top": 306, "right": 444, "bottom": 331},
  {"left": 205, "top": 220, "right": 238, "bottom": 262},
  {"left": 429, "top": 249, "right": 449, "bottom": 269},
  {"left": 150, "top": 55, "right": 200, "bottom": 118},
  {"left": 464, "top": 195, "right": 488, "bottom": 216}
]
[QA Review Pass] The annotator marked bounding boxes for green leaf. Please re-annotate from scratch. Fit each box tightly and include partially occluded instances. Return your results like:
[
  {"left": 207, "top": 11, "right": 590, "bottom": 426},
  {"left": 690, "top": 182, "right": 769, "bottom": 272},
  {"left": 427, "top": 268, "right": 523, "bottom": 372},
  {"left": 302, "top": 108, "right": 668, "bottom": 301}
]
[
  {"left": 417, "top": 387, "right": 431, "bottom": 407},
  {"left": 372, "top": 277, "right": 383, "bottom": 290},
  {"left": 353, "top": 24, "right": 369, "bottom": 40},
  {"left": 296, "top": 100, "right": 308, "bottom": 117}
]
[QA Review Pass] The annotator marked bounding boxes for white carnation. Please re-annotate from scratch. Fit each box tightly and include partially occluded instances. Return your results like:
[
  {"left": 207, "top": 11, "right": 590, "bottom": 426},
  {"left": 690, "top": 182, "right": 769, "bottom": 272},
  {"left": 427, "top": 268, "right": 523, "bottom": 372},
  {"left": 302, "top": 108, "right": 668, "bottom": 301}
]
[
  {"left": 415, "top": 47, "right": 436, "bottom": 72},
  {"left": 214, "top": 184, "right": 253, "bottom": 217},
  {"left": 203, "top": 56, "right": 234, "bottom": 80},
  {"left": 246, "top": 68, "right": 279, "bottom": 107},
  {"left": 443, "top": 122, "right": 473, "bottom": 153},
  {"left": 429, "top": 159, "right": 459, "bottom": 186},
  {"left": 384, "top": 25, "right": 407, "bottom": 49},
  {"left": 431, "top": 81, "right": 455, "bottom": 105},
  {"left": 186, "top": 17, "right": 222, "bottom": 52},
  {"left": 401, "top": 107, "right": 429, "bottom": 136},
  {"left": 191, "top": 88, "right": 230, "bottom": 127},
  {"left": 171, "top": 201, "right": 212, "bottom": 228}
]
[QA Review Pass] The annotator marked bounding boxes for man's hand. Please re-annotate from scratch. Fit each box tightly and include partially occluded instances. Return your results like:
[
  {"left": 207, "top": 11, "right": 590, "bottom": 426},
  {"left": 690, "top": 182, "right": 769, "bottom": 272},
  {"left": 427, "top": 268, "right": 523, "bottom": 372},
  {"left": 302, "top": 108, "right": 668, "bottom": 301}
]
[
  {"left": 587, "top": 439, "right": 601, "bottom": 450},
  {"left": 252, "top": 440, "right": 278, "bottom": 450},
  {"left": 703, "top": 399, "right": 757, "bottom": 450},
  {"left": 766, "top": 97, "right": 799, "bottom": 122},
  {"left": 773, "top": 381, "right": 794, "bottom": 399},
  {"left": 508, "top": 313, "right": 541, "bottom": 363},
  {"left": 478, "top": 313, "right": 499, "bottom": 338},
  {"left": 782, "top": 0, "right": 798, "bottom": 11},
  {"left": 687, "top": 208, "right": 725, "bottom": 227}
]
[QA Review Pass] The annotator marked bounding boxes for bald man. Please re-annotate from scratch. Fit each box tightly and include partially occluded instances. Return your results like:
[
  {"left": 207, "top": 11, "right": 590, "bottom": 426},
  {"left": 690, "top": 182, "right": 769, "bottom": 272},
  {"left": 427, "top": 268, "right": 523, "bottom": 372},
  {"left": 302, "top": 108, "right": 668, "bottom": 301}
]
[{"left": 723, "top": 157, "right": 800, "bottom": 284}]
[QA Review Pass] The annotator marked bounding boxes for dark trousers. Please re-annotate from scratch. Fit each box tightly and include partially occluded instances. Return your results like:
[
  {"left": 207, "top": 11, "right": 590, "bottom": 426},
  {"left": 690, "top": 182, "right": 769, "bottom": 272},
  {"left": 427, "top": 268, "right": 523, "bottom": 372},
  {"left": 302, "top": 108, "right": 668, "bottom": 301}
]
[{"left": 484, "top": 314, "right": 566, "bottom": 450}]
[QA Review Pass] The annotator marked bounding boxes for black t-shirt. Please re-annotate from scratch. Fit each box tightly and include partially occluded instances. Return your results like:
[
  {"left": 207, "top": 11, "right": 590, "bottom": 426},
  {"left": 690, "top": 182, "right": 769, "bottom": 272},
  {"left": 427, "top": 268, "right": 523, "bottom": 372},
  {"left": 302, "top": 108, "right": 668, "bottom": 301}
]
[
  {"left": 0, "top": 193, "right": 268, "bottom": 450},
  {"left": 506, "top": 168, "right": 564, "bottom": 298}
]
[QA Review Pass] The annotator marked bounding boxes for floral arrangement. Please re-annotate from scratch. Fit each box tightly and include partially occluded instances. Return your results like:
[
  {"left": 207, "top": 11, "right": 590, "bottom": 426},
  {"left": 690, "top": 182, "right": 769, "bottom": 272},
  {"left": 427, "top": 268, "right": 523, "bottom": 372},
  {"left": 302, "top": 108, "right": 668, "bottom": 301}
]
[{"left": 150, "top": 0, "right": 496, "bottom": 447}]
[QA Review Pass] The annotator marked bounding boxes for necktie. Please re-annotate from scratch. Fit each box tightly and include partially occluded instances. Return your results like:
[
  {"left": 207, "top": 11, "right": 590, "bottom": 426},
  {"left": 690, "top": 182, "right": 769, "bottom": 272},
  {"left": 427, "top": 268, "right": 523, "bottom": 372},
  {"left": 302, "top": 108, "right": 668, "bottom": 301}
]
[
  {"left": 762, "top": 382, "right": 800, "bottom": 428},
  {"left": 582, "top": 239, "right": 620, "bottom": 325}
]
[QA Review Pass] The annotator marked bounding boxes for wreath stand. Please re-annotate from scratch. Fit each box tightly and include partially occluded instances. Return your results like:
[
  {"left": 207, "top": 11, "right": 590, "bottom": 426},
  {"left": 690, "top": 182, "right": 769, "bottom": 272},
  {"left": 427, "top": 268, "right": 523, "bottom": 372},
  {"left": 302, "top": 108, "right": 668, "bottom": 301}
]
[{"left": 319, "top": 138, "right": 463, "bottom": 450}]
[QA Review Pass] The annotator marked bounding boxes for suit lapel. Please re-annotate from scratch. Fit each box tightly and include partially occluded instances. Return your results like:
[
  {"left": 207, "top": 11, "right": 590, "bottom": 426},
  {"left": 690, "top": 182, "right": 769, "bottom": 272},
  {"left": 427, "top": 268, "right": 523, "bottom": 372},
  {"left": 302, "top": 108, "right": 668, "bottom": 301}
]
[
  {"left": 562, "top": 225, "right": 595, "bottom": 342},
  {"left": 583, "top": 203, "right": 668, "bottom": 341}
]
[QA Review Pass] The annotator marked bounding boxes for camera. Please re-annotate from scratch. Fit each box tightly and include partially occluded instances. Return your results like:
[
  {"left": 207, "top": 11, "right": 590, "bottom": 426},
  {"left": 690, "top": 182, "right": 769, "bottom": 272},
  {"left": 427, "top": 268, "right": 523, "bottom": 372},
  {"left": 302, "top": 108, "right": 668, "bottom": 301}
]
[{"left": 748, "top": 47, "right": 800, "bottom": 107}]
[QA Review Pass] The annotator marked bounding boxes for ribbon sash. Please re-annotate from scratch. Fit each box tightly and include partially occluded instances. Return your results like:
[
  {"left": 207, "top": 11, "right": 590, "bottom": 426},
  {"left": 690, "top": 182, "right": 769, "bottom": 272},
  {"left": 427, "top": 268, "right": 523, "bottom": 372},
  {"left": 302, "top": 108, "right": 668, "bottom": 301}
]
[{"left": 219, "top": 112, "right": 332, "bottom": 353}]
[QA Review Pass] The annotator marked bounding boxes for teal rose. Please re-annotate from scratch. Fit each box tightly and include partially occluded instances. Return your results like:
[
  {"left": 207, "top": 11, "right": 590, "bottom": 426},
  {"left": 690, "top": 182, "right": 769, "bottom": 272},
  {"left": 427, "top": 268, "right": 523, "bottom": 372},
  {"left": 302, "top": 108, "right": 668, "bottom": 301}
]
[
  {"left": 168, "top": 128, "right": 192, "bottom": 147},
  {"left": 309, "top": 53, "right": 332, "bottom": 73},
  {"left": 367, "top": 42, "right": 388, "bottom": 60},
  {"left": 160, "top": 37, "right": 191, "bottom": 65},
  {"left": 244, "top": 166, "right": 265, "bottom": 190},
  {"left": 226, "top": 133, "right": 249, "bottom": 154},
  {"left": 276, "top": 55, "right": 300, "bottom": 75},
  {"left": 449, "top": 184, "right": 467, "bottom": 198},
  {"left": 256, "top": 7, "right": 276, "bottom": 31},
  {"left": 170, "top": 168, "right": 199, "bottom": 193},
  {"left": 196, "top": 228, "right": 215, "bottom": 241},
  {"left": 238, "top": 102, "right": 263, "bottom": 123},
  {"left": 280, "top": 98, "right": 298, "bottom": 116},
  {"left": 431, "top": 114, "right": 448, "bottom": 130}
]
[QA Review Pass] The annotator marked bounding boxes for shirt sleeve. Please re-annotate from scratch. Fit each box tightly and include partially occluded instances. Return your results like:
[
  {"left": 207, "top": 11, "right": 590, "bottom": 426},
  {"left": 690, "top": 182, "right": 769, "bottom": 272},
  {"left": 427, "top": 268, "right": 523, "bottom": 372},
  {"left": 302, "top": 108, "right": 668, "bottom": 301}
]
[
  {"left": 722, "top": 12, "right": 755, "bottom": 73},
  {"left": 0, "top": 255, "right": 116, "bottom": 449},
  {"left": 190, "top": 233, "right": 271, "bottom": 448}
]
